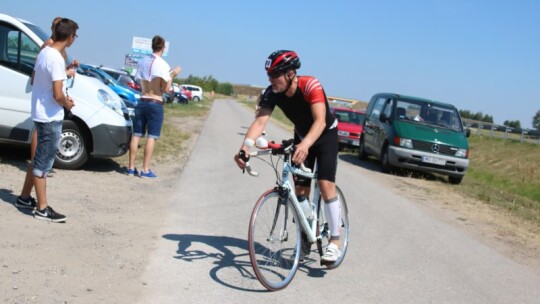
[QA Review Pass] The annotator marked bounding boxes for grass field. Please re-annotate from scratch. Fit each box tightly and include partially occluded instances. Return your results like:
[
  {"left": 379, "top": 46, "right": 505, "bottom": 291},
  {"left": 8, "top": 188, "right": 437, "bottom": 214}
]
[{"left": 464, "top": 135, "right": 540, "bottom": 225}]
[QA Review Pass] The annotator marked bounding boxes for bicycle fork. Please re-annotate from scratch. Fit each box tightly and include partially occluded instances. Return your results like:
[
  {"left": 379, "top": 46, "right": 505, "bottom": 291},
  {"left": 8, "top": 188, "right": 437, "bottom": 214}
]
[{"left": 267, "top": 187, "right": 290, "bottom": 243}]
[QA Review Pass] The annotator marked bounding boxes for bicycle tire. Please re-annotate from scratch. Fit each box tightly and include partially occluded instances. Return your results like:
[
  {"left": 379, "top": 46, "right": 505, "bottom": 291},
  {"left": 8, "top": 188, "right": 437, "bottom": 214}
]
[
  {"left": 248, "top": 189, "right": 301, "bottom": 291},
  {"left": 316, "top": 185, "right": 349, "bottom": 269}
]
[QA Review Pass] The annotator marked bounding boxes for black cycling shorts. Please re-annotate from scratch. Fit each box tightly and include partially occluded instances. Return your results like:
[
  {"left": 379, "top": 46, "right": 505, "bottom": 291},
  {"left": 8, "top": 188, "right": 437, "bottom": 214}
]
[{"left": 293, "top": 128, "right": 338, "bottom": 187}]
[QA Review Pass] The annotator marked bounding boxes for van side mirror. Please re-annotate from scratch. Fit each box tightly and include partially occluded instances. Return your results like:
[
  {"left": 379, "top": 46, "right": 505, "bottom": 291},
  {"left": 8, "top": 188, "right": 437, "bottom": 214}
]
[
  {"left": 465, "top": 128, "right": 471, "bottom": 138},
  {"left": 379, "top": 113, "right": 389, "bottom": 123}
]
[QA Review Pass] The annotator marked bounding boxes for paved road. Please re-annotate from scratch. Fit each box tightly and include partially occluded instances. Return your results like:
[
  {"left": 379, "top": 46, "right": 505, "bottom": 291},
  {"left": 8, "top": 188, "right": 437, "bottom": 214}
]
[{"left": 138, "top": 99, "right": 540, "bottom": 303}]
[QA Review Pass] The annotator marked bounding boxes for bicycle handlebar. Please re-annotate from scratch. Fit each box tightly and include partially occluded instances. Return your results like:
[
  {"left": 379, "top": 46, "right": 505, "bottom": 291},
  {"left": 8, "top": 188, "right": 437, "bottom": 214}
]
[{"left": 242, "top": 138, "right": 311, "bottom": 177}]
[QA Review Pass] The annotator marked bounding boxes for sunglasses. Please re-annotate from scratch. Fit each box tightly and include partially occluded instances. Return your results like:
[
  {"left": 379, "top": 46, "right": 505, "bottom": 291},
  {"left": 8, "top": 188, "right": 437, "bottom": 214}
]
[{"left": 267, "top": 71, "right": 283, "bottom": 79}]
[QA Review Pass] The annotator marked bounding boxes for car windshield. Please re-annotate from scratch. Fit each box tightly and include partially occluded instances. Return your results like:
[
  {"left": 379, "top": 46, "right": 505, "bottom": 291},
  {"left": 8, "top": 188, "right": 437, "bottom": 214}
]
[
  {"left": 90, "top": 68, "right": 120, "bottom": 86},
  {"left": 23, "top": 22, "right": 49, "bottom": 42},
  {"left": 334, "top": 110, "right": 365, "bottom": 125},
  {"left": 395, "top": 99, "right": 463, "bottom": 132}
]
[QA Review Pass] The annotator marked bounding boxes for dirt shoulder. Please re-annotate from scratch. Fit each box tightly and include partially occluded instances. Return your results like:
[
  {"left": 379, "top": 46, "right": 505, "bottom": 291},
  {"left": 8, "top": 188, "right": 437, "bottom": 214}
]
[
  {"left": 0, "top": 106, "right": 537, "bottom": 303},
  {"left": 397, "top": 175, "right": 540, "bottom": 273},
  {"left": 0, "top": 115, "right": 205, "bottom": 303},
  {"left": 339, "top": 153, "right": 540, "bottom": 273}
]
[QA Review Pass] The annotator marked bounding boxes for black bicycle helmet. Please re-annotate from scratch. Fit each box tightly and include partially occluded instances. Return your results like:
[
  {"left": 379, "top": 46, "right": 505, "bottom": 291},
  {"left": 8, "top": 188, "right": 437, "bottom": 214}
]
[{"left": 265, "top": 50, "right": 301, "bottom": 74}]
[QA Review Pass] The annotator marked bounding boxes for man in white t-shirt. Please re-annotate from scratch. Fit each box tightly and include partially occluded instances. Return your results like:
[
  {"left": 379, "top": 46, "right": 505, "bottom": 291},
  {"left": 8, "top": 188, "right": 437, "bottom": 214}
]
[
  {"left": 22, "top": 18, "right": 78, "bottom": 222},
  {"left": 127, "top": 35, "right": 181, "bottom": 178}
]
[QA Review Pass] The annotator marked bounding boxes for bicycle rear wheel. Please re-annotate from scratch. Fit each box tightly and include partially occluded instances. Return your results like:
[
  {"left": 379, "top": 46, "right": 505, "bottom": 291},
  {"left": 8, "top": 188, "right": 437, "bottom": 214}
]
[
  {"left": 248, "top": 189, "right": 301, "bottom": 291},
  {"left": 317, "top": 185, "right": 349, "bottom": 269}
]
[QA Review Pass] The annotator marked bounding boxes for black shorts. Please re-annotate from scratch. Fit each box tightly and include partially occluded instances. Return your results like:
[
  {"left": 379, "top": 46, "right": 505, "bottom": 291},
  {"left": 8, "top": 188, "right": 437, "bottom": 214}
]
[{"left": 294, "top": 128, "right": 338, "bottom": 186}]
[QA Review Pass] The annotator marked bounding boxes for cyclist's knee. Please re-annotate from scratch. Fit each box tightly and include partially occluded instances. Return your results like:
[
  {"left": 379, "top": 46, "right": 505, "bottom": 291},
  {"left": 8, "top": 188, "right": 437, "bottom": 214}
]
[
  {"left": 295, "top": 185, "right": 310, "bottom": 197},
  {"left": 318, "top": 180, "right": 336, "bottom": 201}
]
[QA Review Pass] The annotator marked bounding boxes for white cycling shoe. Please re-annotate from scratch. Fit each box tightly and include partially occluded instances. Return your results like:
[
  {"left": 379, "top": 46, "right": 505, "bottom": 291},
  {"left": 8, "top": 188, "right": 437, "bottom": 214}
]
[{"left": 321, "top": 243, "right": 341, "bottom": 263}]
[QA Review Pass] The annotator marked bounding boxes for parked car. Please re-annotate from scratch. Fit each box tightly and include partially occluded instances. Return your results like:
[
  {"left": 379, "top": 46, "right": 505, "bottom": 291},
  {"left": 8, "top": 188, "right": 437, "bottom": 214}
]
[
  {"left": 0, "top": 13, "right": 132, "bottom": 169},
  {"left": 117, "top": 74, "right": 141, "bottom": 92},
  {"left": 180, "top": 84, "right": 203, "bottom": 101},
  {"left": 359, "top": 93, "right": 470, "bottom": 184},
  {"left": 331, "top": 107, "right": 365, "bottom": 150},
  {"left": 100, "top": 67, "right": 142, "bottom": 92},
  {"left": 164, "top": 83, "right": 191, "bottom": 104},
  {"left": 78, "top": 64, "right": 140, "bottom": 117}
]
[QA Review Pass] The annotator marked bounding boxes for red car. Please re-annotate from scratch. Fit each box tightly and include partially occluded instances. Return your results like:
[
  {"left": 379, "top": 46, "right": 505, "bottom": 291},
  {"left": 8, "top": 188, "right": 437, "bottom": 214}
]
[{"left": 331, "top": 107, "right": 366, "bottom": 150}]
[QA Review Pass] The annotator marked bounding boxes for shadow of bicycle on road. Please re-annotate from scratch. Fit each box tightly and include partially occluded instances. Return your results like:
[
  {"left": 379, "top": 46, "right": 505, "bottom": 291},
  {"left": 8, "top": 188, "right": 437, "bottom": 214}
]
[{"left": 162, "top": 234, "right": 328, "bottom": 292}]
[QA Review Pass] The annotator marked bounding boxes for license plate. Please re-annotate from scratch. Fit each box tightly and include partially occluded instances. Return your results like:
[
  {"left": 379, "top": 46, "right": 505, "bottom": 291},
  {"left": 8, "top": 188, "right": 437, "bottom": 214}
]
[
  {"left": 352, "top": 140, "right": 359, "bottom": 146},
  {"left": 421, "top": 156, "right": 446, "bottom": 165}
]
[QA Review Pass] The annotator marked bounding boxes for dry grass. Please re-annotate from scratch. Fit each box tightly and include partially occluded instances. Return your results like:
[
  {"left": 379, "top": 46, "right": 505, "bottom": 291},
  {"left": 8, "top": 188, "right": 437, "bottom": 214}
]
[
  {"left": 464, "top": 136, "right": 540, "bottom": 224},
  {"left": 118, "top": 97, "right": 214, "bottom": 167}
]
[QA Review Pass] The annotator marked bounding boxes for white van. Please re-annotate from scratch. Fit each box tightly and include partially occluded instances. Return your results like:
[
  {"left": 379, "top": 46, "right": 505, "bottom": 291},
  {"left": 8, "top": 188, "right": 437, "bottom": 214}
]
[{"left": 0, "top": 13, "right": 132, "bottom": 169}]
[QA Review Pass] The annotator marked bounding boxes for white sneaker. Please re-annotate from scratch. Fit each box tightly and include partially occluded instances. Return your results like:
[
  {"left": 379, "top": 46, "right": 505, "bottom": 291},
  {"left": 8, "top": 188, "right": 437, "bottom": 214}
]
[{"left": 321, "top": 243, "right": 341, "bottom": 263}]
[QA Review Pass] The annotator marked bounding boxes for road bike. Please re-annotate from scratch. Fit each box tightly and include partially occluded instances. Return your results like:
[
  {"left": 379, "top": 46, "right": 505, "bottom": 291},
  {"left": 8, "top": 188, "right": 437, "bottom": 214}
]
[{"left": 241, "top": 138, "right": 350, "bottom": 291}]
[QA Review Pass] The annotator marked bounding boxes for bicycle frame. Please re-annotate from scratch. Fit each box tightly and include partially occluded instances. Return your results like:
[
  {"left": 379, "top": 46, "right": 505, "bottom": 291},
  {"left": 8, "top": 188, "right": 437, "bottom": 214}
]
[
  {"left": 246, "top": 139, "right": 349, "bottom": 290},
  {"left": 247, "top": 147, "right": 323, "bottom": 244}
]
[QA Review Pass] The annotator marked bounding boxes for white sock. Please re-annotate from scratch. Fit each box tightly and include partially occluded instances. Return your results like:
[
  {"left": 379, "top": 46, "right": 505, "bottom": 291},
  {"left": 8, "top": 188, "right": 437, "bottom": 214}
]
[{"left": 324, "top": 197, "right": 341, "bottom": 240}]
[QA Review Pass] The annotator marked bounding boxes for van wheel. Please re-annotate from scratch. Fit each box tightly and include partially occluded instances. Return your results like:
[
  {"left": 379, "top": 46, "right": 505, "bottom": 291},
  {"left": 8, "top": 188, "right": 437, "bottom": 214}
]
[
  {"left": 358, "top": 137, "right": 367, "bottom": 160},
  {"left": 192, "top": 96, "right": 200, "bottom": 102},
  {"left": 55, "top": 120, "right": 88, "bottom": 170},
  {"left": 380, "top": 146, "right": 394, "bottom": 173},
  {"left": 448, "top": 176, "right": 463, "bottom": 184}
]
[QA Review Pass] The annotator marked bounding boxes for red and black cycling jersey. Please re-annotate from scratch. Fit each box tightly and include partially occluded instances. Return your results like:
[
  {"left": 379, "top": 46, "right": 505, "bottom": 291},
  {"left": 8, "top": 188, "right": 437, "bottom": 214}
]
[{"left": 259, "top": 76, "right": 336, "bottom": 138}]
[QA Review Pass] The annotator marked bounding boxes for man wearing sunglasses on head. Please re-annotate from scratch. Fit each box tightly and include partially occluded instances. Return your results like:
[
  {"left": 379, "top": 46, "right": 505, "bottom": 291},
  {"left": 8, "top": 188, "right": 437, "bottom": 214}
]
[{"left": 234, "top": 50, "right": 342, "bottom": 263}]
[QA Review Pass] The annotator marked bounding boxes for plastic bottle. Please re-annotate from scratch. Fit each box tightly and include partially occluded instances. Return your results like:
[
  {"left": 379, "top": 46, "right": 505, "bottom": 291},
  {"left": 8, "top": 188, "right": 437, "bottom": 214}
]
[{"left": 297, "top": 195, "right": 313, "bottom": 221}]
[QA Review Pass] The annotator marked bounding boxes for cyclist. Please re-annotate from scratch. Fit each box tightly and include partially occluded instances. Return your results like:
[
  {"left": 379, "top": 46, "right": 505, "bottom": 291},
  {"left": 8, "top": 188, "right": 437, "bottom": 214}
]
[{"left": 234, "top": 50, "right": 342, "bottom": 263}]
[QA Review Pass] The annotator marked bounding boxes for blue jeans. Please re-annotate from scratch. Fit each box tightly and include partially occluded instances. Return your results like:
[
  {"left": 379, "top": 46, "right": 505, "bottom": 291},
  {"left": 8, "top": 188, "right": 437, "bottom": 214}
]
[
  {"left": 33, "top": 120, "right": 62, "bottom": 178},
  {"left": 133, "top": 101, "right": 164, "bottom": 139}
]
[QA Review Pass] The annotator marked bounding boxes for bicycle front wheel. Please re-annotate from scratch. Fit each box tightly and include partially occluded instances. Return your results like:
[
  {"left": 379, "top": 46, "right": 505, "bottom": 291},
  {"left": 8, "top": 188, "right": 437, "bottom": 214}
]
[
  {"left": 248, "top": 189, "right": 301, "bottom": 291},
  {"left": 317, "top": 185, "right": 349, "bottom": 269}
]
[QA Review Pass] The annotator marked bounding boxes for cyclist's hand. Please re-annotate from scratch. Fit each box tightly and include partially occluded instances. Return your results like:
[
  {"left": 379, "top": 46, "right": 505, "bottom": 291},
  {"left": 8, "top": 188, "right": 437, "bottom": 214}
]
[
  {"left": 292, "top": 142, "right": 309, "bottom": 165},
  {"left": 234, "top": 150, "right": 249, "bottom": 170}
]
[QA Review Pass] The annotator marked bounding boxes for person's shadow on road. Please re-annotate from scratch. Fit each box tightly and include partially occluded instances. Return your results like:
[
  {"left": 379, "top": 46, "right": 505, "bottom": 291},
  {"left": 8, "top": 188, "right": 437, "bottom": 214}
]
[{"left": 162, "top": 234, "right": 328, "bottom": 292}]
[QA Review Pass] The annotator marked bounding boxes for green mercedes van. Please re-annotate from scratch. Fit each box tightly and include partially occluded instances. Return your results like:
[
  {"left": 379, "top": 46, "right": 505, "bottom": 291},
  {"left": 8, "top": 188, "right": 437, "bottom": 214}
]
[{"left": 359, "top": 93, "right": 470, "bottom": 184}]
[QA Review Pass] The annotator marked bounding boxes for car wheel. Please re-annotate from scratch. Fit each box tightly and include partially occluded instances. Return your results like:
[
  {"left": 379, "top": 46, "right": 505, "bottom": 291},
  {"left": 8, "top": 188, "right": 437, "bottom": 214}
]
[
  {"left": 448, "top": 176, "right": 463, "bottom": 184},
  {"left": 54, "top": 120, "right": 88, "bottom": 170},
  {"left": 192, "top": 96, "right": 200, "bottom": 102},
  {"left": 358, "top": 137, "right": 367, "bottom": 160},
  {"left": 380, "top": 145, "right": 394, "bottom": 173}
]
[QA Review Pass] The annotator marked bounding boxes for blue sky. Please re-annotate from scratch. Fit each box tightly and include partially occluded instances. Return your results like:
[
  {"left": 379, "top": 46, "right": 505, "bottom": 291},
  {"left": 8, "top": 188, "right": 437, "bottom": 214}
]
[{"left": 3, "top": 0, "right": 539, "bottom": 128}]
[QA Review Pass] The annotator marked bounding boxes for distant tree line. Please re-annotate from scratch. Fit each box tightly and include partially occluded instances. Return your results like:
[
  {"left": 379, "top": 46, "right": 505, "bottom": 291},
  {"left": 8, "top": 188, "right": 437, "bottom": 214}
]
[
  {"left": 459, "top": 110, "right": 493, "bottom": 123},
  {"left": 534, "top": 110, "right": 540, "bottom": 130},
  {"left": 175, "top": 75, "right": 235, "bottom": 96},
  {"left": 461, "top": 109, "right": 540, "bottom": 130}
]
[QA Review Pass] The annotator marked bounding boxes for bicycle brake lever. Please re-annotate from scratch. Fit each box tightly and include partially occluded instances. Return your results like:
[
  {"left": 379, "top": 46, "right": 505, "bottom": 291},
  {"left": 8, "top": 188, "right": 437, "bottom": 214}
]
[{"left": 245, "top": 162, "right": 259, "bottom": 177}]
